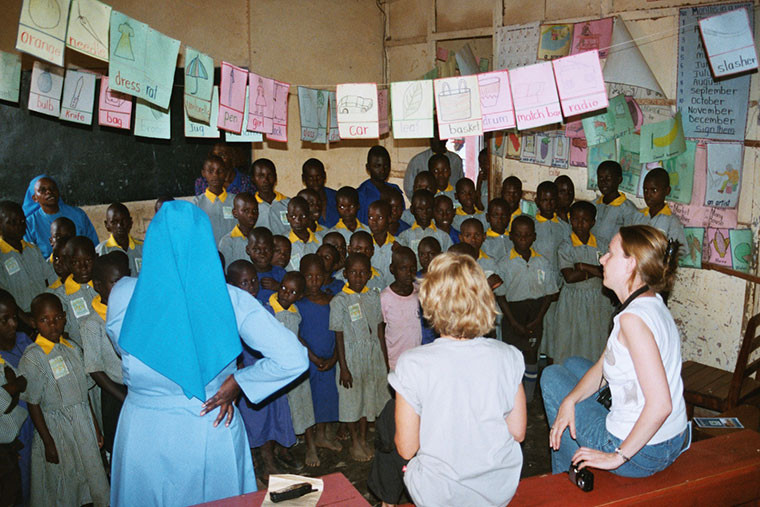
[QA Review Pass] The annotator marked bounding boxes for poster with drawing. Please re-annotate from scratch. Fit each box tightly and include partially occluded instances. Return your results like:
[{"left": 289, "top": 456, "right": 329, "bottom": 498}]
[
  {"left": 491, "top": 130, "right": 507, "bottom": 158},
  {"left": 66, "top": 0, "right": 110, "bottom": 62},
  {"left": 17, "top": 0, "right": 70, "bottom": 66},
  {"left": 565, "top": 119, "right": 584, "bottom": 138},
  {"left": 226, "top": 87, "right": 263, "bottom": 143},
  {"left": 552, "top": 135, "right": 569, "bottom": 168},
  {"left": 604, "top": 17, "right": 665, "bottom": 98},
  {"left": 534, "top": 133, "right": 554, "bottom": 166},
  {"left": 698, "top": 8, "right": 758, "bottom": 78},
  {"left": 267, "top": 80, "right": 290, "bottom": 142},
  {"left": 581, "top": 94, "right": 633, "bottom": 145},
  {"left": 495, "top": 22, "right": 540, "bottom": 70},
  {"left": 29, "top": 61, "right": 63, "bottom": 117},
  {"left": 185, "top": 86, "right": 220, "bottom": 138},
  {"left": 298, "top": 86, "right": 328, "bottom": 143},
  {"left": 98, "top": 76, "right": 132, "bottom": 130},
  {"left": 705, "top": 228, "right": 732, "bottom": 267},
  {"left": 336, "top": 82, "right": 379, "bottom": 139},
  {"left": 390, "top": 80, "right": 433, "bottom": 139},
  {"left": 184, "top": 47, "right": 213, "bottom": 124},
  {"left": 0, "top": 51, "right": 22, "bottom": 103},
  {"left": 705, "top": 142, "right": 742, "bottom": 208},
  {"left": 729, "top": 229, "right": 753, "bottom": 272},
  {"left": 59, "top": 69, "right": 95, "bottom": 125},
  {"left": 552, "top": 50, "right": 607, "bottom": 117},
  {"left": 478, "top": 70, "right": 515, "bottom": 132},
  {"left": 434, "top": 76, "right": 483, "bottom": 139},
  {"left": 586, "top": 139, "right": 616, "bottom": 190},
  {"left": 135, "top": 98, "right": 170, "bottom": 139},
  {"left": 618, "top": 134, "right": 642, "bottom": 194},
  {"left": 569, "top": 138, "right": 587, "bottom": 167},
  {"left": 509, "top": 62, "right": 562, "bottom": 130},
  {"left": 571, "top": 17, "right": 614, "bottom": 58},
  {"left": 639, "top": 112, "right": 686, "bottom": 163},
  {"left": 217, "top": 61, "right": 248, "bottom": 134},
  {"left": 328, "top": 91, "right": 340, "bottom": 142},
  {"left": 520, "top": 134, "right": 537, "bottom": 164},
  {"left": 661, "top": 140, "right": 696, "bottom": 204},
  {"left": 537, "top": 24, "right": 572, "bottom": 60},
  {"left": 378, "top": 88, "right": 389, "bottom": 135},
  {"left": 680, "top": 227, "right": 704, "bottom": 268},
  {"left": 506, "top": 131, "right": 521, "bottom": 159},
  {"left": 247, "top": 72, "right": 274, "bottom": 134}
]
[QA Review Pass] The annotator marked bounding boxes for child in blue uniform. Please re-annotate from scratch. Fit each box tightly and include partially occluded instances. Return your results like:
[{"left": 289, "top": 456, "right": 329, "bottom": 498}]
[
  {"left": 357, "top": 146, "right": 404, "bottom": 225},
  {"left": 367, "top": 200, "right": 396, "bottom": 284},
  {"left": 218, "top": 192, "right": 259, "bottom": 267},
  {"left": 430, "top": 154, "right": 458, "bottom": 205},
  {"left": 401, "top": 171, "right": 436, "bottom": 226},
  {"left": 48, "top": 216, "right": 76, "bottom": 263},
  {"left": 246, "top": 227, "right": 286, "bottom": 305},
  {"left": 296, "top": 188, "right": 328, "bottom": 240},
  {"left": 501, "top": 176, "right": 525, "bottom": 230},
  {"left": 302, "top": 158, "right": 339, "bottom": 228},
  {"left": 317, "top": 244, "right": 345, "bottom": 296},
  {"left": 637, "top": 168, "right": 688, "bottom": 258},
  {"left": 192, "top": 156, "right": 237, "bottom": 245},
  {"left": 329, "top": 187, "right": 369, "bottom": 243},
  {"left": 554, "top": 174, "right": 575, "bottom": 224},
  {"left": 348, "top": 231, "right": 388, "bottom": 291},
  {"left": 252, "top": 158, "right": 291, "bottom": 235}
]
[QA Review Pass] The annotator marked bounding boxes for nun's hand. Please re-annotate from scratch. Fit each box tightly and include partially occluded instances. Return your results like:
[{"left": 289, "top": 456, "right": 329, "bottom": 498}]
[{"left": 201, "top": 374, "right": 241, "bottom": 427}]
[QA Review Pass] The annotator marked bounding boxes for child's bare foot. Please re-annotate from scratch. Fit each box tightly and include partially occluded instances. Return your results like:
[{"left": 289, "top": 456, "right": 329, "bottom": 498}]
[
  {"left": 314, "top": 434, "right": 342, "bottom": 451},
  {"left": 336, "top": 423, "right": 350, "bottom": 441},
  {"left": 305, "top": 445, "right": 320, "bottom": 467},
  {"left": 349, "top": 440, "right": 372, "bottom": 462},
  {"left": 360, "top": 438, "right": 374, "bottom": 459}
]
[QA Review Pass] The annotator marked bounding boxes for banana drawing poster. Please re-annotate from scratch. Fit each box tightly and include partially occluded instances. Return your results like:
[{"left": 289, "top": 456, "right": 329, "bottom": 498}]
[
  {"left": 705, "top": 142, "right": 742, "bottom": 208},
  {"left": 66, "top": 0, "right": 111, "bottom": 62},
  {"left": 639, "top": 112, "right": 686, "bottom": 163},
  {"left": 0, "top": 51, "right": 22, "bottom": 103},
  {"left": 705, "top": 228, "right": 732, "bottom": 266},
  {"left": 17, "top": 0, "right": 71, "bottom": 66},
  {"left": 698, "top": 8, "right": 757, "bottom": 78},
  {"left": 59, "top": 69, "right": 96, "bottom": 125},
  {"left": 390, "top": 80, "right": 434, "bottom": 139}
]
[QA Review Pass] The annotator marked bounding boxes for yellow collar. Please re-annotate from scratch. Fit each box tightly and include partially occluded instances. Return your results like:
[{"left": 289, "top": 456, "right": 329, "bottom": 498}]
[
  {"left": 255, "top": 190, "right": 287, "bottom": 204},
  {"left": 596, "top": 193, "right": 626, "bottom": 207},
  {"left": 535, "top": 213, "right": 559, "bottom": 223},
  {"left": 49, "top": 277, "right": 63, "bottom": 289},
  {"left": 0, "top": 237, "right": 32, "bottom": 254},
  {"left": 105, "top": 234, "right": 137, "bottom": 250},
  {"left": 411, "top": 221, "right": 436, "bottom": 231},
  {"left": 439, "top": 184, "right": 454, "bottom": 193},
  {"left": 342, "top": 283, "right": 369, "bottom": 295},
  {"left": 509, "top": 248, "right": 540, "bottom": 260},
  {"left": 64, "top": 274, "right": 94, "bottom": 296},
  {"left": 91, "top": 295, "right": 107, "bottom": 321},
  {"left": 642, "top": 204, "right": 672, "bottom": 217},
  {"left": 231, "top": 225, "right": 245, "bottom": 238},
  {"left": 269, "top": 293, "right": 297, "bottom": 314},
  {"left": 289, "top": 229, "right": 318, "bottom": 244},
  {"left": 335, "top": 218, "right": 362, "bottom": 230},
  {"left": 373, "top": 232, "right": 395, "bottom": 247},
  {"left": 35, "top": 334, "right": 73, "bottom": 355},
  {"left": 478, "top": 250, "right": 489, "bottom": 260},
  {"left": 486, "top": 228, "right": 505, "bottom": 238},
  {"left": 313, "top": 223, "right": 325, "bottom": 233},
  {"left": 0, "top": 353, "right": 4, "bottom": 365},
  {"left": 455, "top": 207, "right": 480, "bottom": 216},
  {"left": 571, "top": 232, "right": 598, "bottom": 248},
  {"left": 205, "top": 188, "right": 228, "bottom": 203},
  {"left": 371, "top": 266, "right": 380, "bottom": 278}
]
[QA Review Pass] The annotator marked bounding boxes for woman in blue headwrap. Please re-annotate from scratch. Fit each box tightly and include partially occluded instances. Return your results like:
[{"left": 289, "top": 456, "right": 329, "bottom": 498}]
[{"left": 105, "top": 200, "right": 308, "bottom": 507}]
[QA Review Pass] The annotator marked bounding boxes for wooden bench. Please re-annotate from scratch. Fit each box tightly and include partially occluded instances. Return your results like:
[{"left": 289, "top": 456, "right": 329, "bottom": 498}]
[{"left": 510, "top": 430, "right": 760, "bottom": 506}]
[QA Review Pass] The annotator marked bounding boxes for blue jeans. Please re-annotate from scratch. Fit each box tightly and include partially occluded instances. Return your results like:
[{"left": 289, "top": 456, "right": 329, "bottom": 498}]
[{"left": 540, "top": 357, "right": 690, "bottom": 477}]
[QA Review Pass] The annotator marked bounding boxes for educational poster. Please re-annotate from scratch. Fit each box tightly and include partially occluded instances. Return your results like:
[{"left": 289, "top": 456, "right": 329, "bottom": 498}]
[
  {"left": 705, "top": 142, "right": 742, "bottom": 208},
  {"left": 59, "top": 69, "right": 96, "bottom": 125},
  {"left": 108, "top": 11, "right": 180, "bottom": 109},
  {"left": 676, "top": 3, "right": 752, "bottom": 141},
  {"left": 0, "top": 51, "right": 22, "bottom": 103},
  {"left": 297, "top": 86, "right": 327, "bottom": 143},
  {"left": 537, "top": 24, "right": 572, "bottom": 61},
  {"left": 183, "top": 47, "right": 213, "bottom": 124},
  {"left": 455, "top": 44, "right": 479, "bottom": 76},
  {"left": 625, "top": 96, "right": 645, "bottom": 131},
  {"left": 699, "top": 8, "right": 758, "bottom": 78},
  {"left": 509, "top": 62, "right": 562, "bottom": 130},
  {"left": 434, "top": 76, "right": 483, "bottom": 139},
  {"left": 705, "top": 228, "right": 732, "bottom": 267},
  {"left": 185, "top": 86, "right": 220, "bottom": 138},
  {"left": 134, "top": 98, "right": 170, "bottom": 139},
  {"left": 377, "top": 88, "right": 389, "bottom": 135},
  {"left": 491, "top": 130, "right": 507, "bottom": 158},
  {"left": 267, "top": 80, "right": 290, "bottom": 142},
  {"left": 478, "top": 70, "right": 515, "bottom": 132},
  {"left": 218, "top": 61, "right": 248, "bottom": 134},
  {"left": 534, "top": 133, "right": 554, "bottom": 166},
  {"left": 639, "top": 112, "right": 686, "bottom": 163},
  {"left": 660, "top": 140, "right": 696, "bottom": 204},
  {"left": 552, "top": 50, "right": 608, "bottom": 117},
  {"left": 247, "top": 72, "right": 274, "bottom": 133},
  {"left": 618, "top": 134, "right": 642, "bottom": 194},
  {"left": 98, "top": 76, "right": 132, "bottom": 130},
  {"left": 390, "top": 80, "right": 434, "bottom": 139},
  {"left": 681, "top": 227, "right": 705, "bottom": 268},
  {"left": 603, "top": 17, "right": 665, "bottom": 98},
  {"left": 28, "top": 61, "right": 63, "bottom": 117},
  {"left": 495, "top": 22, "right": 540, "bottom": 70},
  {"left": 226, "top": 87, "right": 263, "bottom": 143},
  {"left": 66, "top": 0, "right": 110, "bottom": 62},
  {"left": 336, "top": 82, "right": 379, "bottom": 139},
  {"left": 16, "top": 0, "right": 70, "bottom": 66},
  {"left": 729, "top": 229, "right": 753, "bottom": 272},
  {"left": 580, "top": 94, "right": 634, "bottom": 145},
  {"left": 328, "top": 91, "right": 340, "bottom": 143},
  {"left": 571, "top": 17, "right": 614, "bottom": 58},
  {"left": 586, "top": 139, "right": 616, "bottom": 190},
  {"left": 565, "top": 119, "right": 584, "bottom": 138},
  {"left": 506, "top": 131, "right": 521, "bottom": 159},
  {"left": 520, "top": 134, "right": 536, "bottom": 164},
  {"left": 569, "top": 138, "right": 587, "bottom": 167},
  {"left": 552, "top": 134, "right": 569, "bottom": 168}
]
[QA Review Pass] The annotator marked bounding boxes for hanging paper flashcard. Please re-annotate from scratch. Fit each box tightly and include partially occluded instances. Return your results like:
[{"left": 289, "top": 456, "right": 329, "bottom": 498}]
[
  {"left": 434, "top": 76, "right": 483, "bottom": 139},
  {"left": 586, "top": 139, "right": 616, "bottom": 190},
  {"left": 581, "top": 94, "right": 634, "bottom": 146},
  {"left": 571, "top": 18, "right": 614, "bottom": 58},
  {"left": 185, "top": 86, "right": 220, "bottom": 138},
  {"left": 706, "top": 228, "right": 732, "bottom": 267},
  {"left": 267, "top": 80, "right": 290, "bottom": 142},
  {"left": 135, "top": 98, "right": 170, "bottom": 139},
  {"left": 455, "top": 44, "right": 480, "bottom": 76},
  {"left": 660, "top": 140, "right": 696, "bottom": 204},
  {"left": 534, "top": 133, "right": 554, "bottom": 166},
  {"left": 520, "top": 134, "right": 537, "bottom": 164},
  {"left": 495, "top": 22, "right": 540, "bottom": 70},
  {"left": 29, "top": 61, "right": 64, "bottom": 117},
  {"left": 0, "top": 52, "right": 22, "bottom": 103},
  {"left": 66, "top": 0, "right": 110, "bottom": 62},
  {"left": 565, "top": 119, "right": 584, "bottom": 138},
  {"left": 16, "top": 0, "right": 70, "bottom": 66},
  {"left": 552, "top": 50, "right": 608, "bottom": 117},
  {"left": 378, "top": 88, "right": 389, "bottom": 135},
  {"left": 478, "top": 70, "right": 515, "bottom": 132},
  {"left": 618, "top": 134, "right": 642, "bottom": 194},
  {"left": 509, "top": 62, "right": 562, "bottom": 130},
  {"left": 491, "top": 131, "right": 507, "bottom": 158},
  {"left": 390, "top": 80, "right": 434, "bottom": 139},
  {"left": 98, "top": 76, "right": 132, "bottom": 130},
  {"left": 569, "top": 138, "right": 587, "bottom": 167},
  {"left": 537, "top": 24, "right": 572, "bottom": 61},
  {"left": 551, "top": 135, "right": 569, "bottom": 168},
  {"left": 729, "top": 229, "right": 753, "bottom": 272},
  {"left": 639, "top": 112, "right": 686, "bottom": 163},
  {"left": 336, "top": 83, "right": 379, "bottom": 139},
  {"left": 506, "top": 131, "right": 521, "bottom": 159},
  {"left": 184, "top": 47, "right": 213, "bottom": 124},
  {"left": 328, "top": 91, "right": 340, "bottom": 143},
  {"left": 699, "top": 8, "right": 757, "bottom": 78},
  {"left": 226, "top": 87, "right": 263, "bottom": 143},
  {"left": 248, "top": 72, "right": 274, "bottom": 133},
  {"left": 298, "top": 87, "right": 328, "bottom": 143},
  {"left": 705, "top": 142, "right": 743, "bottom": 208},
  {"left": 218, "top": 61, "right": 248, "bottom": 134},
  {"left": 59, "top": 69, "right": 95, "bottom": 125},
  {"left": 680, "top": 227, "right": 705, "bottom": 268},
  {"left": 603, "top": 17, "right": 665, "bottom": 98}
]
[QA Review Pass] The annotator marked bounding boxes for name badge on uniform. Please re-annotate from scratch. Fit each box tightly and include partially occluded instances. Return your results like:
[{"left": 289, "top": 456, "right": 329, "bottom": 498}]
[
  {"left": 223, "top": 206, "right": 234, "bottom": 220},
  {"left": 537, "top": 269, "right": 545, "bottom": 284},
  {"left": 349, "top": 303, "right": 362, "bottom": 322},
  {"left": 70, "top": 297, "right": 90, "bottom": 319},
  {"left": 4, "top": 257, "right": 20, "bottom": 276},
  {"left": 134, "top": 258, "right": 142, "bottom": 274},
  {"left": 290, "top": 253, "right": 301, "bottom": 270},
  {"left": 279, "top": 210, "right": 289, "bottom": 225},
  {"left": 49, "top": 356, "right": 70, "bottom": 379}
]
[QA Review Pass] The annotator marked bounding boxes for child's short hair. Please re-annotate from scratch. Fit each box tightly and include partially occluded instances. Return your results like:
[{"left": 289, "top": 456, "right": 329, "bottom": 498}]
[
  {"left": 0, "top": 200, "right": 22, "bottom": 220},
  {"left": 380, "top": 186, "right": 403, "bottom": 203},
  {"left": 336, "top": 186, "right": 359, "bottom": 205},
  {"left": 554, "top": 174, "right": 573, "bottom": 187},
  {"left": 345, "top": 252, "right": 371, "bottom": 270},
  {"left": 234, "top": 192, "right": 257, "bottom": 207},
  {"left": 644, "top": 167, "right": 670, "bottom": 187},
  {"left": 419, "top": 253, "right": 498, "bottom": 339},
  {"left": 64, "top": 236, "right": 96, "bottom": 257},
  {"left": 252, "top": 158, "right": 276, "bottom": 173},
  {"left": 296, "top": 188, "right": 320, "bottom": 203},
  {"left": 569, "top": 200, "right": 597, "bottom": 219},
  {"left": 455, "top": 177, "right": 475, "bottom": 193},
  {"left": 30, "top": 292, "right": 63, "bottom": 317},
  {"left": 447, "top": 242, "right": 478, "bottom": 259},
  {"left": 502, "top": 176, "right": 522, "bottom": 191},
  {"left": 460, "top": 217, "right": 484, "bottom": 234},
  {"left": 349, "top": 230, "right": 372, "bottom": 247},
  {"left": 107, "top": 202, "right": 130, "bottom": 217},
  {"left": 288, "top": 196, "right": 309, "bottom": 213},
  {"left": 427, "top": 153, "right": 450, "bottom": 170},
  {"left": 536, "top": 181, "right": 558, "bottom": 196},
  {"left": 300, "top": 253, "right": 325, "bottom": 272},
  {"left": 323, "top": 231, "right": 346, "bottom": 248},
  {"left": 282, "top": 270, "right": 306, "bottom": 289},
  {"left": 155, "top": 196, "right": 174, "bottom": 213},
  {"left": 204, "top": 154, "right": 225, "bottom": 169},
  {"left": 368, "top": 199, "right": 391, "bottom": 216},
  {"left": 0, "top": 288, "right": 17, "bottom": 308},
  {"left": 488, "top": 197, "right": 509, "bottom": 213},
  {"left": 226, "top": 259, "right": 257, "bottom": 283},
  {"left": 302, "top": 158, "right": 325, "bottom": 175},
  {"left": 597, "top": 160, "right": 622, "bottom": 179},
  {"left": 247, "top": 226, "right": 274, "bottom": 244},
  {"left": 92, "top": 251, "right": 130, "bottom": 281},
  {"left": 368, "top": 145, "right": 390, "bottom": 162},
  {"left": 412, "top": 188, "right": 435, "bottom": 204},
  {"left": 414, "top": 171, "right": 436, "bottom": 187},
  {"left": 391, "top": 245, "right": 416, "bottom": 266},
  {"left": 434, "top": 194, "right": 453, "bottom": 208},
  {"left": 418, "top": 236, "right": 441, "bottom": 253},
  {"left": 511, "top": 215, "right": 535, "bottom": 232}
]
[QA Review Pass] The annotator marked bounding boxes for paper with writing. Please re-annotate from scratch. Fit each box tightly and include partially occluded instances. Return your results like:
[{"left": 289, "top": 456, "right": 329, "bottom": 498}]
[
  {"left": 267, "top": 80, "right": 290, "bottom": 142},
  {"left": 0, "top": 51, "right": 22, "bottom": 103},
  {"left": 552, "top": 50, "right": 608, "bottom": 117},
  {"left": 699, "top": 8, "right": 757, "bottom": 78},
  {"left": 705, "top": 142, "right": 742, "bottom": 208},
  {"left": 248, "top": 72, "right": 274, "bottom": 134},
  {"left": 390, "top": 80, "right": 434, "bottom": 139},
  {"left": 98, "top": 75, "right": 132, "bottom": 130},
  {"left": 495, "top": 22, "right": 540, "bottom": 70},
  {"left": 185, "top": 86, "right": 220, "bottom": 138},
  {"left": 135, "top": 98, "right": 170, "bottom": 139},
  {"left": 298, "top": 87, "right": 328, "bottom": 143},
  {"left": 478, "top": 70, "right": 515, "bottom": 131},
  {"left": 59, "top": 69, "right": 95, "bottom": 125},
  {"left": 66, "top": 0, "right": 110, "bottom": 62},
  {"left": 16, "top": 0, "right": 70, "bottom": 66},
  {"left": 571, "top": 18, "right": 614, "bottom": 58},
  {"left": 509, "top": 62, "right": 562, "bottom": 130},
  {"left": 639, "top": 112, "right": 686, "bottom": 163},
  {"left": 218, "top": 61, "right": 248, "bottom": 134},
  {"left": 434, "top": 76, "right": 483, "bottom": 139},
  {"left": 184, "top": 47, "right": 213, "bottom": 124},
  {"left": 29, "top": 61, "right": 63, "bottom": 117},
  {"left": 336, "top": 83, "right": 379, "bottom": 139}
]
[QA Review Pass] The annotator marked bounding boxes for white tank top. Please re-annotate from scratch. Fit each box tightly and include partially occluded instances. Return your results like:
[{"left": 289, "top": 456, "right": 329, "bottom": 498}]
[{"left": 603, "top": 294, "right": 687, "bottom": 444}]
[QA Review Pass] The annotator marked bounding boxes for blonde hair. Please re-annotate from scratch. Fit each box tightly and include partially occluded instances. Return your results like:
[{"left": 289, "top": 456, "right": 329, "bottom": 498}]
[
  {"left": 419, "top": 252, "right": 498, "bottom": 339},
  {"left": 618, "top": 225, "right": 678, "bottom": 293}
]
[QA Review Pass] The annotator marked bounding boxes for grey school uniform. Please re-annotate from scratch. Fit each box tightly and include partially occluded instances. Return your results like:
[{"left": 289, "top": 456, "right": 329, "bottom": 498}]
[
  {"left": 328, "top": 219, "right": 369, "bottom": 244},
  {"left": 551, "top": 233, "right": 614, "bottom": 363},
  {"left": 254, "top": 192, "right": 291, "bottom": 236},
  {"left": 371, "top": 233, "right": 396, "bottom": 284},
  {"left": 482, "top": 229, "right": 513, "bottom": 262},
  {"left": 286, "top": 230, "right": 321, "bottom": 272},
  {"left": 81, "top": 306, "right": 123, "bottom": 385},
  {"left": 478, "top": 251, "right": 507, "bottom": 297},
  {"left": 0, "top": 357, "right": 27, "bottom": 444},
  {"left": 367, "top": 268, "right": 390, "bottom": 292},
  {"left": 329, "top": 288, "right": 389, "bottom": 422},
  {"left": 0, "top": 239, "right": 54, "bottom": 311},
  {"left": 19, "top": 338, "right": 110, "bottom": 507},
  {"left": 637, "top": 205, "right": 689, "bottom": 258},
  {"left": 435, "top": 186, "right": 459, "bottom": 207},
  {"left": 46, "top": 276, "right": 98, "bottom": 346},
  {"left": 95, "top": 235, "right": 144, "bottom": 276},
  {"left": 398, "top": 223, "right": 453, "bottom": 262},
  {"left": 501, "top": 249, "right": 559, "bottom": 303},
  {"left": 217, "top": 225, "right": 249, "bottom": 267},
  {"left": 452, "top": 208, "right": 488, "bottom": 231},
  {"left": 193, "top": 190, "right": 237, "bottom": 245},
  {"left": 592, "top": 194, "right": 639, "bottom": 245}
]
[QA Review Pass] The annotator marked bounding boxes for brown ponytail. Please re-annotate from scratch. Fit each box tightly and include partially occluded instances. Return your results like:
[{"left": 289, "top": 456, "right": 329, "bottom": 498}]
[{"left": 618, "top": 225, "right": 678, "bottom": 293}]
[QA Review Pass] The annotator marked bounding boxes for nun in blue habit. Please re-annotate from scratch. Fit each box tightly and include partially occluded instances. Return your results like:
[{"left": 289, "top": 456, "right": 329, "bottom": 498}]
[{"left": 105, "top": 201, "right": 308, "bottom": 507}]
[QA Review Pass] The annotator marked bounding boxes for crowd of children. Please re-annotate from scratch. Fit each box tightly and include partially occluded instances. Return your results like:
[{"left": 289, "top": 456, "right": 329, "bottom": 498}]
[{"left": 0, "top": 139, "right": 687, "bottom": 504}]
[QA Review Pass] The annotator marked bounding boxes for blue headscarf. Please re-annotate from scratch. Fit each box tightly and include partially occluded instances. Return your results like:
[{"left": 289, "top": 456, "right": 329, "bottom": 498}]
[
  {"left": 23, "top": 175, "right": 47, "bottom": 218},
  {"left": 118, "top": 201, "right": 242, "bottom": 401}
]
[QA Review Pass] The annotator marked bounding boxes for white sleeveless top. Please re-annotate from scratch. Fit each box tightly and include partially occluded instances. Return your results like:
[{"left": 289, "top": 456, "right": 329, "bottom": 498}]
[{"left": 603, "top": 294, "right": 687, "bottom": 444}]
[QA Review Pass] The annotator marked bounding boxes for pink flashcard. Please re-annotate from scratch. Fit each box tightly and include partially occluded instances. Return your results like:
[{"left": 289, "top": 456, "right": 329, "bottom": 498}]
[
  {"left": 478, "top": 70, "right": 515, "bottom": 131},
  {"left": 571, "top": 18, "right": 614, "bottom": 58},
  {"left": 267, "top": 80, "right": 290, "bottom": 142},
  {"left": 248, "top": 72, "right": 275, "bottom": 134},
  {"left": 568, "top": 138, "right": 587, "bottom": 167},
  {"left": 705, "top": 228, "right": 732, "bottom": 266},
  {"left": 218, "top": 62, "right": 248, "bottom": 133},
  {"left": 378, "top": 88, "right": 389, "bottom": 135},
  {"left": 98, "top": 76, "right": 132, "bottom": 130},
  {"left": 552, "top": 50, "right": 608, "bottom": 118},
  {"left": 565, "top": 119, "right": 584, "bottom": 138},
  {"left": 508, "top": 61, "right": 562, "bottom": 130}
]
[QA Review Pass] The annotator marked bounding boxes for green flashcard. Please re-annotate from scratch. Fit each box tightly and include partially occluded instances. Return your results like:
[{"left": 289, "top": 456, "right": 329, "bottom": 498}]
[
  {"left": 640, "top": 112, "right": 686, "bottom": 163},
  {"left": 185, "top": 86, "right": 220, "bottom": 138},
  {"left": 184, "top": 46, "right": 213, "bottom": 123},
  {"left": 618, "top": 133, "right": 641, "bottom": 195},
  {"left": 0, "top": 51, "right": 22, "bottom": 102},
  {"left": 680, "top": 227, "right": 704, "bottom": 268},
  {"left": 729, "top": 229, "right": 753, "bottom": 273},
  {"left": 586, "top": 139, "right": 616, "bottom": 190},
  {"left": 661, "top": 140, "right": 695, "bottom": 204},
  {"left": 135, "top": 98, "right": 170, "bottom": 139}
]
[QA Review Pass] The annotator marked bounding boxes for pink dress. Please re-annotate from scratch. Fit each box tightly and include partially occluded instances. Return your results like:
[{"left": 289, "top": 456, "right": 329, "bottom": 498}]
[{"left": 380, "top": 286, "right": 423, "bottom": 370}]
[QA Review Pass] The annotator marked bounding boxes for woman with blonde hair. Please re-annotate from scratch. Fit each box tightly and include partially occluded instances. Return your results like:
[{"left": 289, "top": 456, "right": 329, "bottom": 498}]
[{"left": 541, "top": 225, "right": 689, "bottom": 478}]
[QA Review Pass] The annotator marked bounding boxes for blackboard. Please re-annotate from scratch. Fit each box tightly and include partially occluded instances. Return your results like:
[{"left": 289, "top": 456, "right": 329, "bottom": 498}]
[{"left": 0, "top": 69, "right": 250, "bottom": 206}]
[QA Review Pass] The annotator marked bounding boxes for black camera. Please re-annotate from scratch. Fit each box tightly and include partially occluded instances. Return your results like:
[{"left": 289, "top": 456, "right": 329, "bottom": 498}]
[{"left": 568, "top": 464, "right": 594, "bottom": 492}]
